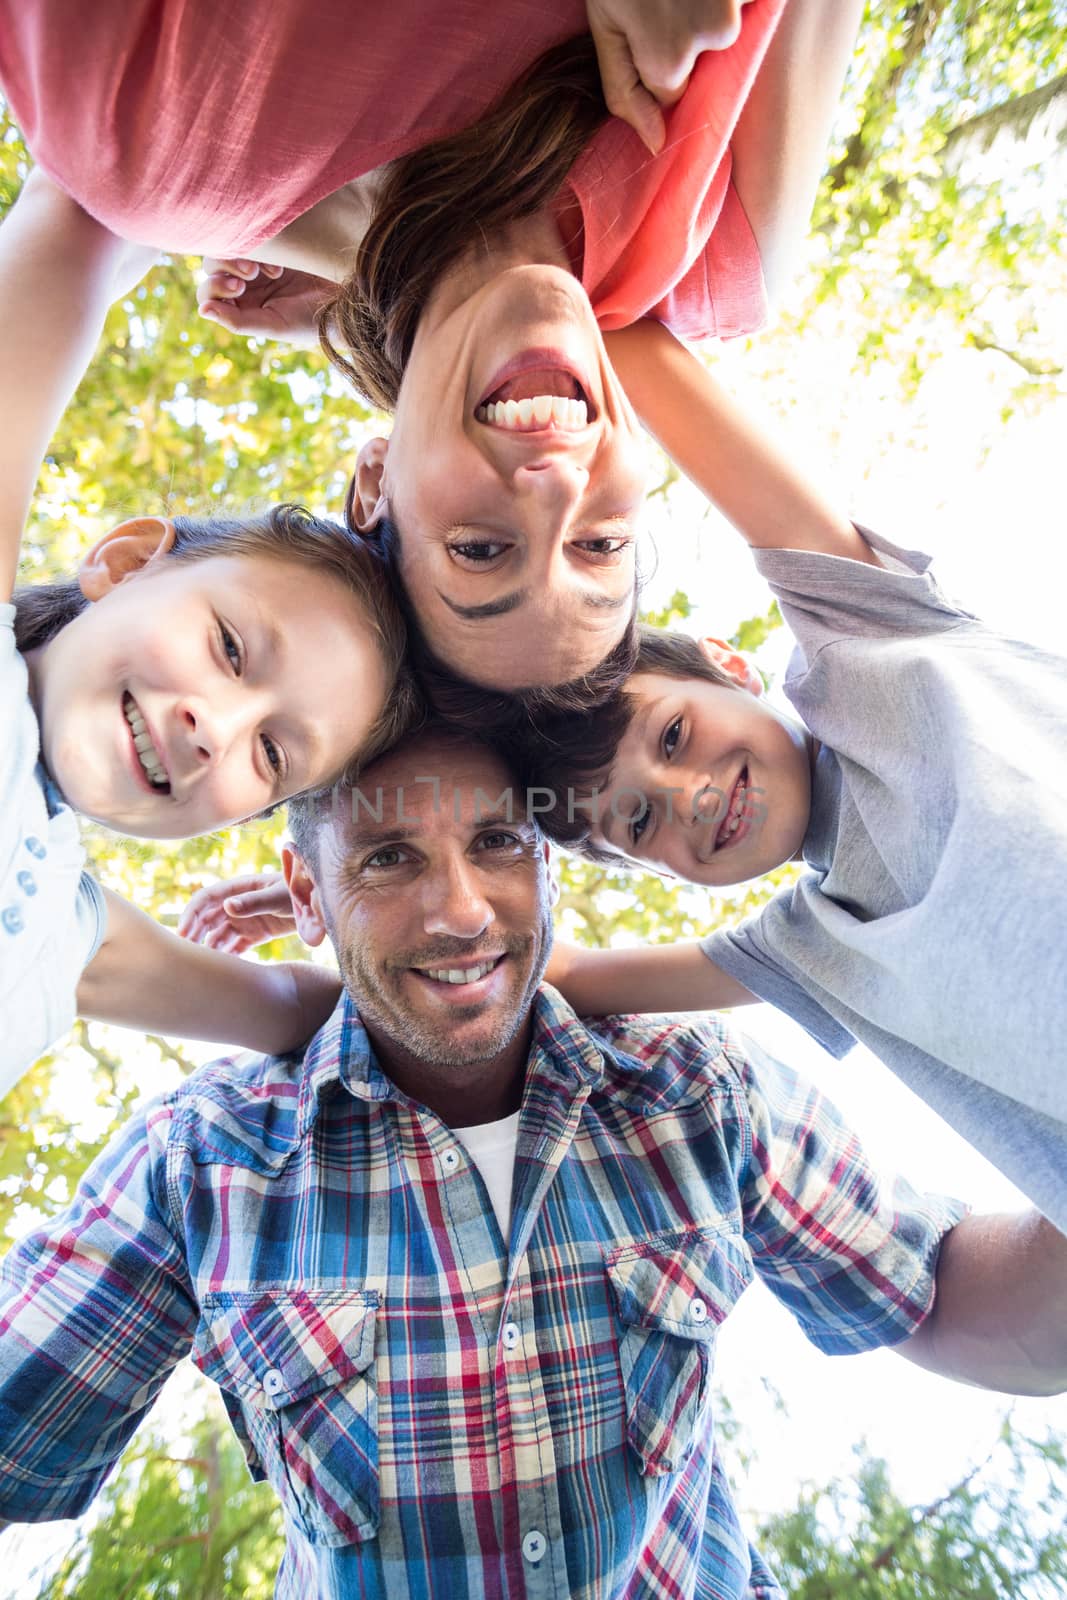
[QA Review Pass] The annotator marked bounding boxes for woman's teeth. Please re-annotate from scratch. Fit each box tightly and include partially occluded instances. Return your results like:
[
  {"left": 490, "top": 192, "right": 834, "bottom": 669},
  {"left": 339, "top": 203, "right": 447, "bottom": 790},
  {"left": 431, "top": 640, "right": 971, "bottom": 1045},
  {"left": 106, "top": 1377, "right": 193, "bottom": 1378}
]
[
  {"left": 123, "top": 695, "right": 169, "bottom": 791},
  {"left": 477, "top": 395, "right": 588, "bottom": 429},
  {"left": 419, "top": 959, "right": 499, "bottom": 986}
]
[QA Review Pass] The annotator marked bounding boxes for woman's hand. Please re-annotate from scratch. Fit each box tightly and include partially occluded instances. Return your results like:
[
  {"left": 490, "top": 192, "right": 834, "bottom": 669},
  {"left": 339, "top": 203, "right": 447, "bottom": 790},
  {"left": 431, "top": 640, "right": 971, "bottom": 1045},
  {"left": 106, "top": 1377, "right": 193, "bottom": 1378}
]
[
  {"left": 178, "top": 871, "right": 296, "bottom": 954},
  {"left": 197, "top": 257, "right": 333, "bottom": 346},
  {"left": 586, "top": 0, "right": 753, "bottom": 154}
]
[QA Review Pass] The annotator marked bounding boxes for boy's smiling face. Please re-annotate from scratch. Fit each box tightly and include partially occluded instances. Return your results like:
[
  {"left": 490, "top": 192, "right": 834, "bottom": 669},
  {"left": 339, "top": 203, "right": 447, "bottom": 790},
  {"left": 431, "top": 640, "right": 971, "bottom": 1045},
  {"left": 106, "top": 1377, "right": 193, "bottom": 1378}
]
[{"left": 590, "top": 642, "right": 814, "bottom": 887}]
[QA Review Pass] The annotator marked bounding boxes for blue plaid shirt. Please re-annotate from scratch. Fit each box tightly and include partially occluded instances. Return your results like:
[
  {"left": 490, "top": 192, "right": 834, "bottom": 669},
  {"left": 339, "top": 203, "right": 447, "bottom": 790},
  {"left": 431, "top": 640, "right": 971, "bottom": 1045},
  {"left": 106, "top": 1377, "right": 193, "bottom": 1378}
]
[{"left": 0, "top": 989, "right": 963, "bottom": 1597}]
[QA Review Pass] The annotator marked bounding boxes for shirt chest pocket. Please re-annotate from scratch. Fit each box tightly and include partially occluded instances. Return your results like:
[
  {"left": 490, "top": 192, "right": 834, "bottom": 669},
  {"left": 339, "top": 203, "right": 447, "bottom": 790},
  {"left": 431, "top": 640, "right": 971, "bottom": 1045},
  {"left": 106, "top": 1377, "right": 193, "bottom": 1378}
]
[
  {"left": 605, "top": 1226, "right": 753, "bottom": 1477},
  {"left": 192, "top": 1289, "right": 379, "bottom": 1547}
]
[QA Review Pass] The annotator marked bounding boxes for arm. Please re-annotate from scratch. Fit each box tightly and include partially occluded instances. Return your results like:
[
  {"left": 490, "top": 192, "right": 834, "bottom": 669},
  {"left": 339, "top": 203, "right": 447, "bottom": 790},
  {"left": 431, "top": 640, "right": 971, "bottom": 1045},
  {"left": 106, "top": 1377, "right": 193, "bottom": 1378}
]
[
  {"left": 0, "top": 168, "right": 157, "bottom": 599},
  {"left": 729, "top": 0, "right": 865, "bottom": 305},
  {"left": 547, "top": 937, "right": 756, "bottom": 1015},
  {"left": 900, "top": 1211, "right": 1067, "bottom": 1397},
  {"left": 78, "top": 886, "right": 341, "bottom": 1054},
  {"left": 605, "top": 318, "right": 879, "bottom": 564}
]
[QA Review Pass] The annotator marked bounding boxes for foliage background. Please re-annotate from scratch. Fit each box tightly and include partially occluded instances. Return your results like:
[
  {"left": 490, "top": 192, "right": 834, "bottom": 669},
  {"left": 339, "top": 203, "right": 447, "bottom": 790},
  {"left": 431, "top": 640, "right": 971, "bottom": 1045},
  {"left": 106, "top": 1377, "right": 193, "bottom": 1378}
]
[{"left": 2, "top": 0, "right": 1066, "bottom": 1591}]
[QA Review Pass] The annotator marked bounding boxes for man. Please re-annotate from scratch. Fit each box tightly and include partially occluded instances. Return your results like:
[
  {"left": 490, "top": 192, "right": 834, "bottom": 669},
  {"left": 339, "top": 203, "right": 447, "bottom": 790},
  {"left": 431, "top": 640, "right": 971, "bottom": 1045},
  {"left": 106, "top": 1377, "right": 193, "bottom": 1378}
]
[{"left": 1, "top": 723, "right": 1064, "bottom": 1600}]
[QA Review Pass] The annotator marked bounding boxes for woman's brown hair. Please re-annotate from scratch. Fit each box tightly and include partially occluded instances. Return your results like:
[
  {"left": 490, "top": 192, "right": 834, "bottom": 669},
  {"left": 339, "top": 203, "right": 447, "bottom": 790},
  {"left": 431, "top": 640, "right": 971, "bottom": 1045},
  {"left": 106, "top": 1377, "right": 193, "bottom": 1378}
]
[
  {"left": 14, "top": 504, "right": 421, "bottom": 776},
  {"left": 317, "top": 34, "right": 607, "bottom": 410}
]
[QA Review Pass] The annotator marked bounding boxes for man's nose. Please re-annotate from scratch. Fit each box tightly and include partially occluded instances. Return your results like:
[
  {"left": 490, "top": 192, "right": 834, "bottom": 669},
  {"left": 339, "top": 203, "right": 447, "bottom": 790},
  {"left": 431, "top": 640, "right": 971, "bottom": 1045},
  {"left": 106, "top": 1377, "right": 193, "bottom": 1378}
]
[{"left": 422, "top": 856, "right": 493, "bottom": 940}]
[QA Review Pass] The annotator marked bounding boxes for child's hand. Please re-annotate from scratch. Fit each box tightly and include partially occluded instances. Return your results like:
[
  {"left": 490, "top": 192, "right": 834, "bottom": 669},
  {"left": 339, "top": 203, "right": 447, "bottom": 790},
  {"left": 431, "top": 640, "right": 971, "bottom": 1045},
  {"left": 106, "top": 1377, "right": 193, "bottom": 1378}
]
[
  {"left": 178, "top": 871, "right": 296, "bottom": 954},
  {"left": 269, "top": 961, "right": 343, "bottom": 1053},
  {"left": 197, "top": 258, "right": 333, "bottom": 347}
]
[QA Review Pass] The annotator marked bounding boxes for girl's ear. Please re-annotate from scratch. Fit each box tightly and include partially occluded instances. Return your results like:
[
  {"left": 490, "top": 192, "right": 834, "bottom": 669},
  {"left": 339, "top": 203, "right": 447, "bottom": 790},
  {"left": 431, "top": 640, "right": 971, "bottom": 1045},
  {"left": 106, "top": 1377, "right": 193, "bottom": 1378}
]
[
  {"left": 78, "top": 518, "right": 176, "bottom": 600},
  {"left": 281, "top": 844, "right": 330, "bottom": 949},
  {"left": 698, "top": 636, "right": 764, "bottom": 697},
  {"left": 347, "top": 438, "right": 390, "bottom": 534}
]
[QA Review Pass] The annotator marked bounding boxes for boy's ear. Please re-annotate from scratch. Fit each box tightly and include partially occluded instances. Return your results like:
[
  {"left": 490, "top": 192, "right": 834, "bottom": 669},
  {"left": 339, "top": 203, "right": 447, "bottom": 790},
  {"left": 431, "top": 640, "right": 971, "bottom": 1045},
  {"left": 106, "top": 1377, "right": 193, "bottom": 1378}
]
[
  {"left": 348, "top": 438, "right": 390, "bottom": 534},
  {"left": 282, "top": 844, "right": 329, "bottom": 949},
  {"left": 78, "top": 517, "right": 176, "bottom": 600},
  {"left": 698, "top": 636, "right": 764, "bottom": 697}
]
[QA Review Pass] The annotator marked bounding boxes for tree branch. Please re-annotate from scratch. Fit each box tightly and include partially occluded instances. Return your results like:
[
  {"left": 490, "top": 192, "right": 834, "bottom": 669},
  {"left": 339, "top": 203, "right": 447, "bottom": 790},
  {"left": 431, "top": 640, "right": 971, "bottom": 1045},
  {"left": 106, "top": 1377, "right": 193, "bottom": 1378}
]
[
  {"left": 942, "top": 70, "right": 1067, "bottom": 166},
  {"left": 967, "top": 332, "right": 1063, "bottom": 378}
]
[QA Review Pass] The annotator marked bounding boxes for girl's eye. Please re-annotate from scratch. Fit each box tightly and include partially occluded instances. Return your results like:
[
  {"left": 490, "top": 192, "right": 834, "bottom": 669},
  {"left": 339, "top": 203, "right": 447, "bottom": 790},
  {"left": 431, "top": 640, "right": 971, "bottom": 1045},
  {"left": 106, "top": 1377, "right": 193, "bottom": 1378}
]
[
  {"left": 261, "top": 735, "right": 282, "bottom": 775},
  {"left": 448, "top": 540, "right": 510, "bottom": 565},
  {"left": 663, "top": 716, "right": 683, "bottom": 758},
  {"left": 219, "top": 623, "right": 242, "bottom": 674}
]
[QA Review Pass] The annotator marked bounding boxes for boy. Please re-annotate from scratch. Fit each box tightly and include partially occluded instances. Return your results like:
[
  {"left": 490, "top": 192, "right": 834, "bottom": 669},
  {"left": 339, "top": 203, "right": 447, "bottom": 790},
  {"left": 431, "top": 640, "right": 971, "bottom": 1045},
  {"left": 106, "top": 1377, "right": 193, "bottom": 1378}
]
[{"left": 532, "top": 319, "right": 1067, "bottom": 1232}]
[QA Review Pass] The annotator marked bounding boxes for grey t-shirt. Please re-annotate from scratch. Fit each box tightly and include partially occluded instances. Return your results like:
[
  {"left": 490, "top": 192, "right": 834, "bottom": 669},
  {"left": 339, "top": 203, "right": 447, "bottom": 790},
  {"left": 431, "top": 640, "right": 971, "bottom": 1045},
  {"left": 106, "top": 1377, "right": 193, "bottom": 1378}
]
[
  {"left": 1, "top": 603, "right": 105, "bottom": 1096},
  {"left": 702, "top": 528, "right": 1067, "bottom": 1229}
]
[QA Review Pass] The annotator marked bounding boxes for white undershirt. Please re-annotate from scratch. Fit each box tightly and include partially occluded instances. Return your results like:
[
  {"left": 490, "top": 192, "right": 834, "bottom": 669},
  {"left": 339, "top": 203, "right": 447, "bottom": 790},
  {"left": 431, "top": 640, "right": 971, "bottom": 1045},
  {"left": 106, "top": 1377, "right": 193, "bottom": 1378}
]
[{"left": 452, "top": 1111, "right": 521, "bottom": 1241}]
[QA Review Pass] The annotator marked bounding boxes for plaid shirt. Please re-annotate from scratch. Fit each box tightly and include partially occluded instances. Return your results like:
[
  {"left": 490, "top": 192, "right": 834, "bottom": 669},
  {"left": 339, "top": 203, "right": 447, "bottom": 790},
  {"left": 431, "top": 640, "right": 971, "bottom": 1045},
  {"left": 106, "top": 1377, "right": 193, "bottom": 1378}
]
[{"left": 0, "top": 989, "right": 963, "bottom": 1598}]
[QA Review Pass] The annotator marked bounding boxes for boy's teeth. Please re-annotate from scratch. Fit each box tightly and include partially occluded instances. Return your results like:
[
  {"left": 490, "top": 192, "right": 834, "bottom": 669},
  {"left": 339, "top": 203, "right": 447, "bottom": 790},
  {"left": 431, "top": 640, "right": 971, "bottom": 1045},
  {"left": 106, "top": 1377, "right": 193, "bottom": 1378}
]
[
  {"left": 477, "top": 395, "right": 588, "bottom": 430},
  {"left": 420, "top": 959, "right": 498, "bottom": 985}
]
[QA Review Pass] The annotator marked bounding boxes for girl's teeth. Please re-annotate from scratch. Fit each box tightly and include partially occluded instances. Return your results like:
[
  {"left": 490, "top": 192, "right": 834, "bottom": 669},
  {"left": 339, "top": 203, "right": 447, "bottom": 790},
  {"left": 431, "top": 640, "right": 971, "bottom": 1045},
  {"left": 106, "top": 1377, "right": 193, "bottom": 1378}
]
[{"left": 477, "top": 395, "right": 588, "bottom": 430}]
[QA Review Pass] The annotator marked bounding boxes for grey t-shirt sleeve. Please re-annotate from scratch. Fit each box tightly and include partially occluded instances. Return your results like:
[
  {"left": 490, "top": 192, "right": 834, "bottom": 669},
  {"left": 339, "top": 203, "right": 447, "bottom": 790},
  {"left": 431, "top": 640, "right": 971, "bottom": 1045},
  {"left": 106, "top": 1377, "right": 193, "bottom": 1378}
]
[
  {"left": 754, "top": 525, "right": 977, "bottom": 670},
  {"left": 701, "top": 918, "right": 856, "bottom": 1059}
]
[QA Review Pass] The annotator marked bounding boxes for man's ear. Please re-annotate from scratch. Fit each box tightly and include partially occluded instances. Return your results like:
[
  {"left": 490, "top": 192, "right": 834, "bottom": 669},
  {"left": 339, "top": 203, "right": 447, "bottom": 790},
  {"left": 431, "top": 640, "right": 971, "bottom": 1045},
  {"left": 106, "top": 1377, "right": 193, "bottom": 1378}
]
[
  {"left": 282, "top": 844, "right": 330, "bottom": 948},
  {"left": 543, "top": 840, "right": 562, "bottom": 907},
  {"left": 346, "top": 438, "right": 390, "bottom": 534},
  {"left": 698, "top": 636, "right": 764, "bottom": 697},
  {"left": 78, "top": 517, "right": 176, "bottom": 600}
]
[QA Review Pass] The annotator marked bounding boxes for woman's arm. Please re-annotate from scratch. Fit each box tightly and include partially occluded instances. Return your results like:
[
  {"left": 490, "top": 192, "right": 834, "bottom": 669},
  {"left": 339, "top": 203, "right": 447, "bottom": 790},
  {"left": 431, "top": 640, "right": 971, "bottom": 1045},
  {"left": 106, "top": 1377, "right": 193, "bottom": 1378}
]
[
  {"left": 0, "top": 169, "right": 156, "bottom": 599},
  {"left": 78, "top": 887, "right": 341, "bottom": 1054},
  {"left": 729, "top": 0, "right": 865, "bottom": 306},
  {"left": 547, "top": 937, "right": 756, "bottom": 1015},
  {"left": 605, "top": 318, "right": 879, "bottom": 564}
]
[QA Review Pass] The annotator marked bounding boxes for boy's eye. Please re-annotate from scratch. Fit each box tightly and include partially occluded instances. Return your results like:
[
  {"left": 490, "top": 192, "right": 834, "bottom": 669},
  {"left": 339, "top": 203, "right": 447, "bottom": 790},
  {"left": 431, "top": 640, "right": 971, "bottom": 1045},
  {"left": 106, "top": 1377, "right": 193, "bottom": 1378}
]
[
  {"left": 630, "top": 800, "right": 651, "bottom": 848},
  {"left": 219, "top": 622, "right": 242, "bottom": 674},
  {"left": 663, "top": 716, "right": 682, "bottom": 758}
]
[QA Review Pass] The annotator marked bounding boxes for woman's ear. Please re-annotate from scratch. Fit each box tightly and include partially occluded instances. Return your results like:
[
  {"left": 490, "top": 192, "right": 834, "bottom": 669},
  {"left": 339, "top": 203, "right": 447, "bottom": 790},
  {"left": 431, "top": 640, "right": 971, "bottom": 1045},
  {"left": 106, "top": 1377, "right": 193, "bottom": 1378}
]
[
  {"left": 698, "top": 636, "right": 764, "bottom": 697},
  {"left": 78, "top": 518, "right": 176, "bottom": 600},
  {"left": 281, "top": 844, "right": 329, "bottom": 949},
  {"left": 347, "top": 438, "right": 390, "bottom": 533}
]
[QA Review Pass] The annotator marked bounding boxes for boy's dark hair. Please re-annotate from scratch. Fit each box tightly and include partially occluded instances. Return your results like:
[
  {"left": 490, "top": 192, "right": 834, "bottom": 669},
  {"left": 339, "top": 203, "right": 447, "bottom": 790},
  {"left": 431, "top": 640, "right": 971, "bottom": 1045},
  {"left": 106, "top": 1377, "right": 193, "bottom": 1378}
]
[
  {"left": 358, "top": 513, "right": 639, "bottom": 736},
  {"left": 14, "top": 504, "right": 422, "bottom": 781},
  {"left": 512, "top": 625, "right": 740, "bottom": 861}
]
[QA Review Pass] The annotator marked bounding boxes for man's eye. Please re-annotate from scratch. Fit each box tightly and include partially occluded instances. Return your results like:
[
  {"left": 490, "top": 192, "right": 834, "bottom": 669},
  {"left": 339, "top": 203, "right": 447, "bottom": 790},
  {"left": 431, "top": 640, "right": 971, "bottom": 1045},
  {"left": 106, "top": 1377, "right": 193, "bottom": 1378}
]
[
  {"left": 663, "top": 716, "right": 682, "bottom": 758},
  {"left": 478, "top": 830, "right": 519, "bottom": 851},
  {"left": 219, "top": 622, "right": 242, "bottom": 673},
  {"left": 366, "top": 847, "right": 405, "bottom": 868},
  {"left": 448, "top": 541, "right": 509, "bottom": 564}
]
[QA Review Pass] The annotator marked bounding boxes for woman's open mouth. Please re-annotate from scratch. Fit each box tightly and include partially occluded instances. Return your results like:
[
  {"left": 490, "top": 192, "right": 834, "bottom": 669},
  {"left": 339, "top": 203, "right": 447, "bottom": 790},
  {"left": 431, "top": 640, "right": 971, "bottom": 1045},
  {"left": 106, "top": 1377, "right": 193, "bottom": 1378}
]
[{"left": 475, "top": 355, "right": 595, "bottom": 432}]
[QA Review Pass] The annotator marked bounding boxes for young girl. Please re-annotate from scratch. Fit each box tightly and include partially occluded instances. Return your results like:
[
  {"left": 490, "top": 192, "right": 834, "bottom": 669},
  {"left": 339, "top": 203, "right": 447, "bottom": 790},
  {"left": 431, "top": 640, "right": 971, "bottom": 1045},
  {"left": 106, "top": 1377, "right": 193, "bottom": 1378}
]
[{"left": 1, "top": 168, "right": 416, "bottom": 1093}]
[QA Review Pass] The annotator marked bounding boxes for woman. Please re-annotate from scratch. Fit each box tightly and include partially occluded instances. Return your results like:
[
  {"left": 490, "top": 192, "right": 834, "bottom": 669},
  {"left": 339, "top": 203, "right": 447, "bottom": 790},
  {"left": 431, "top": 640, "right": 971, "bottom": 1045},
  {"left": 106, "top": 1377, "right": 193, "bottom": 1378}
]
[{"left": 0, "top": 0, "right": 861, "bottom": 692}]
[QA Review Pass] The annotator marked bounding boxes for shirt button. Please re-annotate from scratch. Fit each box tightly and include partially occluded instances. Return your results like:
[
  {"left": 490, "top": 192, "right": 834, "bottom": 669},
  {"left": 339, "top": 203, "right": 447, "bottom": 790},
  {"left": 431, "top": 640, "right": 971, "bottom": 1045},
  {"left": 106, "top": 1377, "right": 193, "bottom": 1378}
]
[
  {"left": 16, "top": 870, "right": 37, "bottom": 897},
  {"left": 262, "top": 1368, "right": 285, "bottom": 1401},
  {"left": 522, "top": 1529, "right": 547, "bottom": 1564},
  {"left": 441, "top": 1149, "right": 460, "bottom": 1172},
  {"left": 502, "top": 1321, "right": 520, "bottom": 1351},
  {"left": 24, "top": 836, "right": 47, "bottom": 859},
  {"left": 2, "top": 905, "right": 24, "bottom": 935},
  {"left": 689, "top": 1297, "right": 709, "bottom": 1325}
]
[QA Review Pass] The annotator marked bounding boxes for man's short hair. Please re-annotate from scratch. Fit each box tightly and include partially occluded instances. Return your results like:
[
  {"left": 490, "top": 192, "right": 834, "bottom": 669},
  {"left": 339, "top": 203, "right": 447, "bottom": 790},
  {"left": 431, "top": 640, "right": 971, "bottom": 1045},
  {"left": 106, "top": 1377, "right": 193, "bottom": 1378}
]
[
  {"left": 509, "top": 626, "right": 740, "bottom": 862},
  {"left": 286, "top": 718, "right": 530, "bottom": 870}
]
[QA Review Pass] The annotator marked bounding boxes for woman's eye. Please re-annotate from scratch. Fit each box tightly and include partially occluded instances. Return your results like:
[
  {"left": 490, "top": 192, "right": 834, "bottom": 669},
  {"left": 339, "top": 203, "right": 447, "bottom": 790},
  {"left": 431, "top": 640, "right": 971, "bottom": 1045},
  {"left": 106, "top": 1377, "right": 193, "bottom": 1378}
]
[
  {"left": 663, "top": 716, "right": 682, "bottom": 758},
  {"left": 219, "top": 623, "right": 242, "bottom": 673},
  {"left": 448, "top": 540, "right": 509, "bottom": 565},
  {"left": 574, "top": 535, "right": 632, "bottom": 561}
]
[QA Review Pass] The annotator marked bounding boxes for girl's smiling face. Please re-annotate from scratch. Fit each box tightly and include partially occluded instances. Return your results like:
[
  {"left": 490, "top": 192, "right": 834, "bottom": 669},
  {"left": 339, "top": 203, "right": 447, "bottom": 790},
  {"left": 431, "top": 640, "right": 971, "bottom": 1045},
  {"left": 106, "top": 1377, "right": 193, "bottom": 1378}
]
[{"left": 27, "top": 522, "right": 390, "bottom": 839}]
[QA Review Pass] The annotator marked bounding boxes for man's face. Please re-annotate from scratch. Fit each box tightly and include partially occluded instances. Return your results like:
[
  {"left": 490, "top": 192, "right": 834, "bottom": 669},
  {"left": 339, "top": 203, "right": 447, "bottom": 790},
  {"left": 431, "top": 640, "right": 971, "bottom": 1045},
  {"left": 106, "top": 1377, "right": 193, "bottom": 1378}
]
[{"left": 295, "top": 738, "right": 553, "bottom": 1073}]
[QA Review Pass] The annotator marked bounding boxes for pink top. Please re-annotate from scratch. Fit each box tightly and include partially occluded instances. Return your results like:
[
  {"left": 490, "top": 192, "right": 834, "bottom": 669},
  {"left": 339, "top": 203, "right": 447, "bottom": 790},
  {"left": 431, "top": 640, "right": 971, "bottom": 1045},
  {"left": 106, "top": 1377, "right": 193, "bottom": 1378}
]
[{"left": 0, "top": 0, "right": 785, "bottom": 339}]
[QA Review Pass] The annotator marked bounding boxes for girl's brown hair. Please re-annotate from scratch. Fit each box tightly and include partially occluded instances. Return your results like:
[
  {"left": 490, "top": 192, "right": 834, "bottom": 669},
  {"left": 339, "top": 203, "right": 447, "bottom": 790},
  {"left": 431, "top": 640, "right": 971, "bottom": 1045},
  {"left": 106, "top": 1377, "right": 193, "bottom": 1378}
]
[
  {"left": 317, "top": 34, "right": 607, "bottom": 410},
  {"left": 13, "top": 504, "right": 421, "bottom": 776}
]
